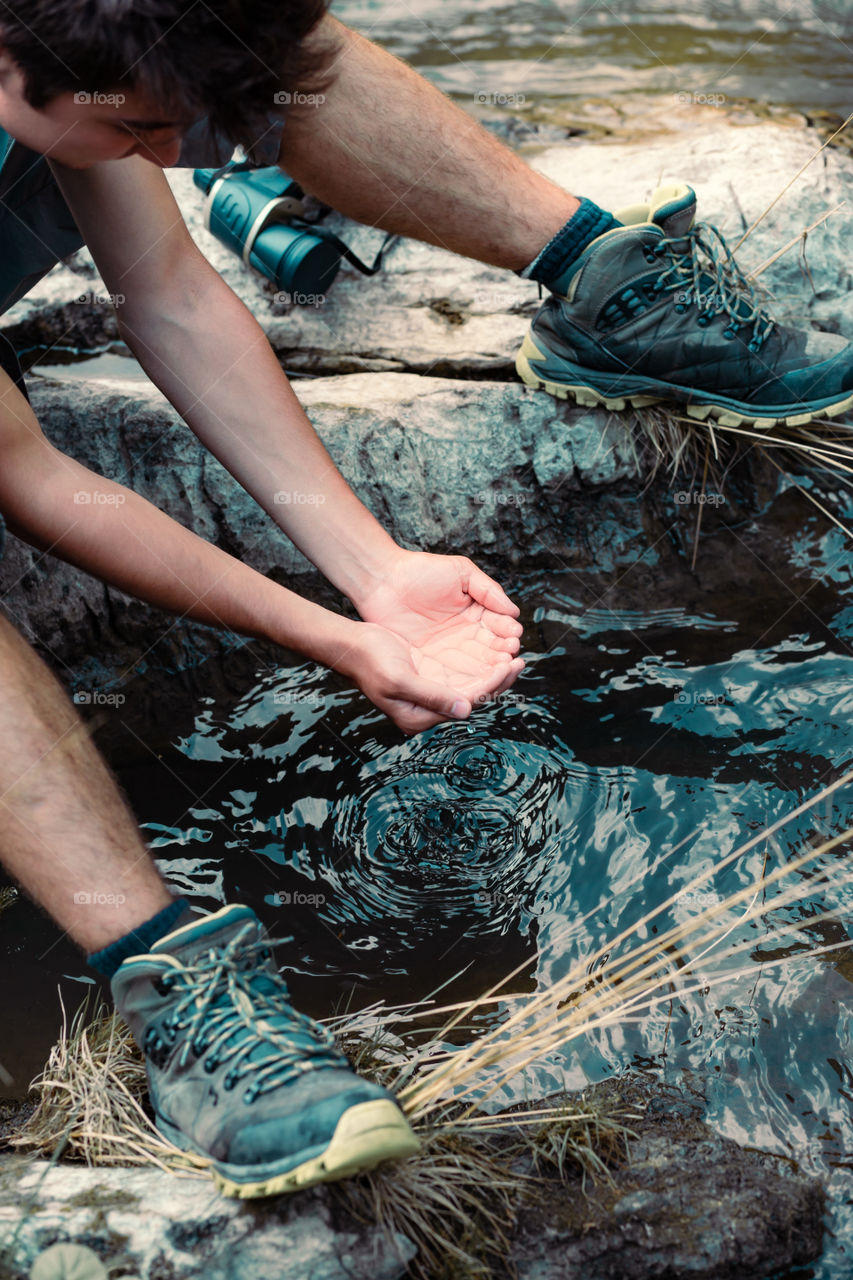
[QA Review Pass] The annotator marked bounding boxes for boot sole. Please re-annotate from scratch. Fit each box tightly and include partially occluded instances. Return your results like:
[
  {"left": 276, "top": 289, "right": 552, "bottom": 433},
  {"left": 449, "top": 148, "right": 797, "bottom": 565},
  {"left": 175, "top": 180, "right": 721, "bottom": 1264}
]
[
  {"left": 159, "top": 1099, "right": 420, "bottom": 1199},
  {"left": 516, "top": 334, "right": 853, "bottom": 429}
]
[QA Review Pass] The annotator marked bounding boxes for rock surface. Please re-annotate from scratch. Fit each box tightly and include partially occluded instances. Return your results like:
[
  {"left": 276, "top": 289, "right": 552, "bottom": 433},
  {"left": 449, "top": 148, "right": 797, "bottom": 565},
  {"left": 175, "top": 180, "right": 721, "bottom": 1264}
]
[
  {"left": 0, "top": 1079, "right": 825, "bottom": 1280},
  {"left": 0, "top": 371, "right": 641, "bottom": 676},
  {"left": 0, "top": 1153, "right": 416, "bottom": 1280},
  {"left": 2, "top": 120, "right": 850, "bottom": 375},
  {"left": 511, "top": 1080, "right": 825, "bottom": 1280}
]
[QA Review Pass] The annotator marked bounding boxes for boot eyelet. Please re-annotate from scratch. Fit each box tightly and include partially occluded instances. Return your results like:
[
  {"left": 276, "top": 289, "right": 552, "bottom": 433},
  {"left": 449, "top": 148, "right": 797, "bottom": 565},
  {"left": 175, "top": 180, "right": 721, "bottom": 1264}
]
[
  {"left": 153, "top": 974, "right": 174, "bottom": 996},
  {"left": 697, "top": 314, "right": 711, "bottom": 327},
  {"left": 203, "top": 1056, "right": 220, "bottom": 1074},
  {"left": 243, "top": 1089, "right": 258, "bottom": 1106},
  {"left": 748, "top": 340, "right": 761, "bottom": 353},
  {"left": 674, "top": 303, "right": 687, "bottom": 314},
  {"left": 223, "top": 1072, "right": 237, "bottom": 1090}
]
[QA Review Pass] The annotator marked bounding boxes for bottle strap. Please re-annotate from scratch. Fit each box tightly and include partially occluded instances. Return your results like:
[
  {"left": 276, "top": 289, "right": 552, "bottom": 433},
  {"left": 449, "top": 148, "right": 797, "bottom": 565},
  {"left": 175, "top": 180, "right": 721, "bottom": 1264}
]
[{"left": 288, "top": 222, "right": 399, "bottom": 276}]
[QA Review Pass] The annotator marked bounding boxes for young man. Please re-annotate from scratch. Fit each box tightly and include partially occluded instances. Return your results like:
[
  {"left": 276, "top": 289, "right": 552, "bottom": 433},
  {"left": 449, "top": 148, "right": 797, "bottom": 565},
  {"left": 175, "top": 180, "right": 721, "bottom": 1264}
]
[{"left": 0, "top": 0, "right": 850, "bottom": 1201}]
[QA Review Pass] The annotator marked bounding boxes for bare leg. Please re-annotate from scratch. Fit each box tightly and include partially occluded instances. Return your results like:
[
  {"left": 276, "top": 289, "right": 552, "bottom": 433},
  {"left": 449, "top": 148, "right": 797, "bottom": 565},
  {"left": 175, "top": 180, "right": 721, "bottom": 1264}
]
[
  {"left": 279, "top": 16, "right": 580, "bottom": 271},
  {"left": 0, "top": 610, "right": 173, "bottom": 952}
]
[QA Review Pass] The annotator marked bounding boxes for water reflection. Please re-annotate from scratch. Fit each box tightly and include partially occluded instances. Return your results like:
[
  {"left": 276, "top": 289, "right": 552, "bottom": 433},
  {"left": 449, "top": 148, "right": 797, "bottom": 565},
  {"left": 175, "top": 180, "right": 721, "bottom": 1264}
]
[{"left": 333, "top": 0, "right": 853, "bottom": 114}]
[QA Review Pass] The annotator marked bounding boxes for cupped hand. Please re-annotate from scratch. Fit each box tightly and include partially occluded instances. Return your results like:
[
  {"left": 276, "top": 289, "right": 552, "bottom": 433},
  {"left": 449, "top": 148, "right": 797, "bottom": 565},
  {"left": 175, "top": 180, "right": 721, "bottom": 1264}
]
[
  {"left": 351, "top": 550, "right": 525, "bottom": 732},
  {"left": 342, "top": 620, "right": 522, "bottom": 735}
]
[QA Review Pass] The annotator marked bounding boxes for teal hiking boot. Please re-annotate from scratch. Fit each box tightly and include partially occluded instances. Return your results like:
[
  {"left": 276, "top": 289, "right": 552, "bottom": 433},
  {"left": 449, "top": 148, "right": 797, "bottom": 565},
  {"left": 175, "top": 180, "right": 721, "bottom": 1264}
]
[
  {"left": 516, "top": 181, "right": 853, "bottom": 428},
  {"left": 112, "top": 904, "right": 419, "bottom": 1198}
]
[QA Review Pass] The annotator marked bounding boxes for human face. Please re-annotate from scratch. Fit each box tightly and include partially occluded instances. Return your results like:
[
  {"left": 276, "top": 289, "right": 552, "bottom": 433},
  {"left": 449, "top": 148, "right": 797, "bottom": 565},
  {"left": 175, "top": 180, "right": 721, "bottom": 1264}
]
[{"left": 0, "top": 52, "right": 192, "bottom": 168}]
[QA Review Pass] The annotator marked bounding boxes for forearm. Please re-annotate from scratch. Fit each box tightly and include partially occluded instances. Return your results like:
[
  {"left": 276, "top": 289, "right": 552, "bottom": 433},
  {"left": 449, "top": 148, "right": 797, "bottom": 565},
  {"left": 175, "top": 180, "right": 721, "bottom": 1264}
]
[
  {"left": 278, "top": 15, "right": 577, "bottom": 267},
  {"left": 0, "top": 436, "right": 361, "bottom": 669},
  {"left": 116, "top": 269, "right": 400, "bottom": 609}
]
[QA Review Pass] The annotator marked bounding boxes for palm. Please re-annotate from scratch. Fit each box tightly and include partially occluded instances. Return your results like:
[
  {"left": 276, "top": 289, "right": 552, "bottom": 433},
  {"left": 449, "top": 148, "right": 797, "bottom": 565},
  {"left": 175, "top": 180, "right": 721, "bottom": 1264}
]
[{"left": 359, "top": 551, "right": 523, "bottom": 702}]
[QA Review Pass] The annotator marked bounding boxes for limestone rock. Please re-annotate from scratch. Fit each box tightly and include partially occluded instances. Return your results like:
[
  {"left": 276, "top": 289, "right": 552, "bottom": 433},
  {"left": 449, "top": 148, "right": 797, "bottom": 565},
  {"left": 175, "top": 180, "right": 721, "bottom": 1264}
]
[
  {"left": 0, "top": 1080, "right": 825, "bottom": 1280},
  {"left": 0, "top": 1156, "right": 415, "bottom": 1280},
  {"left": 510, "top": 1081, "right": 825, "bottom": 1280},
  {"left": 0, "top": 372, "right": 638, "bottom": 671}
]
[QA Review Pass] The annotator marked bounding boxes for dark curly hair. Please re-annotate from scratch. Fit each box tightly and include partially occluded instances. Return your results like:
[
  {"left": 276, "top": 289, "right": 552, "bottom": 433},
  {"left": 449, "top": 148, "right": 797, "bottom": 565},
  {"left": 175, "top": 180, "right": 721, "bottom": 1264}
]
[{"left": 0, "top": 0, "right": 332, "bottom": 149}]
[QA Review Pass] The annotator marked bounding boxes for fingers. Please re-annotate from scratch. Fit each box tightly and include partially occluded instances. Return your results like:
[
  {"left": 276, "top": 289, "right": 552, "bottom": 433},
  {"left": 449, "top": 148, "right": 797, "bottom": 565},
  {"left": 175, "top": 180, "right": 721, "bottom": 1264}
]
[
  {"left": 417, "top": 644, "right": 518, "bottom": 685},
  {"left": 391, "top": 706, "right": 454, "bottom": 734},
  {"left": 462, "top": 630, "right": 521, "bottom": 657},
  {"left": 463, "top": 562, "right": 522, "bottom": 623},
  {"left": 479, "top": 657, "right": 525, "bottom": 701},
  {"left": 388, "top": 673, "right": 474, "bottom": 721},
  {"left": 383, "top": 656, "right": 526, "bottom": 734},
  {"left": 489, "top": 633, "right": 522, "bottom": 655},
  {"left": 456, "top": 657, "right": 523, "bottom": 704},
  {"left": 476, "top": 607, "right": 524, "bottom": 641}
]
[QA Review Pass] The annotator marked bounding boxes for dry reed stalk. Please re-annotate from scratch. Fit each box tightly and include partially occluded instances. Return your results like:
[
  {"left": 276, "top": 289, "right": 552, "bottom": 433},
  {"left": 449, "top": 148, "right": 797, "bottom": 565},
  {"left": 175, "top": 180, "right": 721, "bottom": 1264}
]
[{"left": 387, "top": 769, "right": 853, "bottom": 1120}]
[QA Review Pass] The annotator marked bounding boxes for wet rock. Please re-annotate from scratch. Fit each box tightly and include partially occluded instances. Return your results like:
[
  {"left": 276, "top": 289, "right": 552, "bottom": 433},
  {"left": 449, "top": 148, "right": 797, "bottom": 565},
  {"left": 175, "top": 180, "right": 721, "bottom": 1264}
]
[
  {"left": 509, "top": 1079, "right": 825, "bottom": 1280},
  {"left": 0, "top": 1155, "right": 415, "bottom": 1280}
]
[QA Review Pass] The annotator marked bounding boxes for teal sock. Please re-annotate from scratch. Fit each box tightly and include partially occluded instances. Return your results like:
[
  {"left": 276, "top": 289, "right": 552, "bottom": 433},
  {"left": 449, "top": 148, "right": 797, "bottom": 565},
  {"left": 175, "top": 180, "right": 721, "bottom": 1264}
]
[
  {"left": 519, "top": 197, "right": 623, "bottom": 295},
  {"left": 87, "top": 897, "right": 194, "bottom": 978}
]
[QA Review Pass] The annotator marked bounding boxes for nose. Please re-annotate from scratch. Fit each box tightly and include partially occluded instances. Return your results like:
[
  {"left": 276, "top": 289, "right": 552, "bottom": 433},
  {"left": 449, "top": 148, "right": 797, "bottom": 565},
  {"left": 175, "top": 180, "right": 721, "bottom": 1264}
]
[
  {"left": 148, "top": 136, "right": 184, "bottom": 167},
  {"left": 130, "top": 135, "right": 184, "bottom": 167}
]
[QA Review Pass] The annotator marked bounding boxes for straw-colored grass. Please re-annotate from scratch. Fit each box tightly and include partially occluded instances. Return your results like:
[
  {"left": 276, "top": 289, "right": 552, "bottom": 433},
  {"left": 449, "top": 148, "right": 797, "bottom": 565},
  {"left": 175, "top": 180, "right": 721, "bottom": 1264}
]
[{"left": 9, "top": 994, "right": 204, "bottom": 1178}]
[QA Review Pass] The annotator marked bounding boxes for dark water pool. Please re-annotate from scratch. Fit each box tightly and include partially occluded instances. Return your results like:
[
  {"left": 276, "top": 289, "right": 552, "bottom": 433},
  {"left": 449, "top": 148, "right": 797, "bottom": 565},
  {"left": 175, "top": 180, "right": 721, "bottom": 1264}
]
[{"left": 112, "top": 510, "right": 853, "bottom": 1279}]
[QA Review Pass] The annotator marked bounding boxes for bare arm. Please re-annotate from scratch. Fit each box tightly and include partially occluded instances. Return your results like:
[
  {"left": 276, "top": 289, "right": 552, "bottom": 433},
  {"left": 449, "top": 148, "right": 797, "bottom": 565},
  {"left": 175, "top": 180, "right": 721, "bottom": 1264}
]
[
  {"left": 0, "top": 371, "right": 514, "bottom": 730},
  {"left": 50, "top": 155, "right": 402, "bottom": 611},
  {"left": 0, "top": 367, "right": 360, "bottom": 667},
  {"left": 277, "top": 15, "right": 577, "bottom": 268},
  {"left": 43, "top": 156, "right": 522, "bottom": 728}
]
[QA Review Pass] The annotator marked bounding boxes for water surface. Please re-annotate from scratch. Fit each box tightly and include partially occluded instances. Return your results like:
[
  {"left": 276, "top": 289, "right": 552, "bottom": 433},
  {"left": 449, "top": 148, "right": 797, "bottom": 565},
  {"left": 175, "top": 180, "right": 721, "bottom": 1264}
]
[{"left": 109, "top": 527, "right": 853, "bottom": 1278}]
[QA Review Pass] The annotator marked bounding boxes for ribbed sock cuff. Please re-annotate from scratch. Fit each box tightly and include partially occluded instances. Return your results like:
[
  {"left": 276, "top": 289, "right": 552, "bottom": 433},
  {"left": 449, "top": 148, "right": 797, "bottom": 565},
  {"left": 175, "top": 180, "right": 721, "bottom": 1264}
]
[
  {"left": 519, "top": 198, "right": 623, "bottom": 294},
  {"left": 87, "top": 896, "right": 194, "bottom": 978}
]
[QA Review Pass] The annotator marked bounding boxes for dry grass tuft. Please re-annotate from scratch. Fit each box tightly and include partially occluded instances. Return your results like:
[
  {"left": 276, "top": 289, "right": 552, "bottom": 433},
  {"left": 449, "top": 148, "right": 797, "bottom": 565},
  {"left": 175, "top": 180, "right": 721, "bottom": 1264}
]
[
  {"left": 340, "top": 1121, "right": 520, "bottom": 1279},
  {"left": 331, "top": 1014, "right": 640, "bottom": 1276},
  {"left": 336, "top": 1089, "right": 639, "bottom": 1279},
  {"left": 509, "top": 1092, "right": 639, "bottom": 1190},
  {"left": 9, "top": 995, "right": 201, "bottom": 1177}
]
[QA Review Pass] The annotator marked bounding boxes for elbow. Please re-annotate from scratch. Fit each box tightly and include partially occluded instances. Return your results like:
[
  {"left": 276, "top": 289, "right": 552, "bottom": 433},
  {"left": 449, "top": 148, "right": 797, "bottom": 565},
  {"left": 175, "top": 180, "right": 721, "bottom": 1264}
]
[{"left": 116, "top": 253, "right": 216, "bottom": 353}]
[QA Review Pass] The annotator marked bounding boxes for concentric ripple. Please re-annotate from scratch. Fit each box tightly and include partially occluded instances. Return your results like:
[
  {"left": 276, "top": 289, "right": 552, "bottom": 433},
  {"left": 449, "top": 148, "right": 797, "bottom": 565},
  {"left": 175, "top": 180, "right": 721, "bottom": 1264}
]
[{"left": 324, "top": 730, "right": 569, "bottom": 937}]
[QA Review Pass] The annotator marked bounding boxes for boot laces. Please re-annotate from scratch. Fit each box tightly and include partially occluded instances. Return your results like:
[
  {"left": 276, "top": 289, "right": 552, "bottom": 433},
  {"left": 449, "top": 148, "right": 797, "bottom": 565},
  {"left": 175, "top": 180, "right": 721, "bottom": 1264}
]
[
  {"left": 157, "top": 923, "right": 347, "bottom": 1103},
  {"left": 657, "top": 222, "right": 775, "bottom": 351}
]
